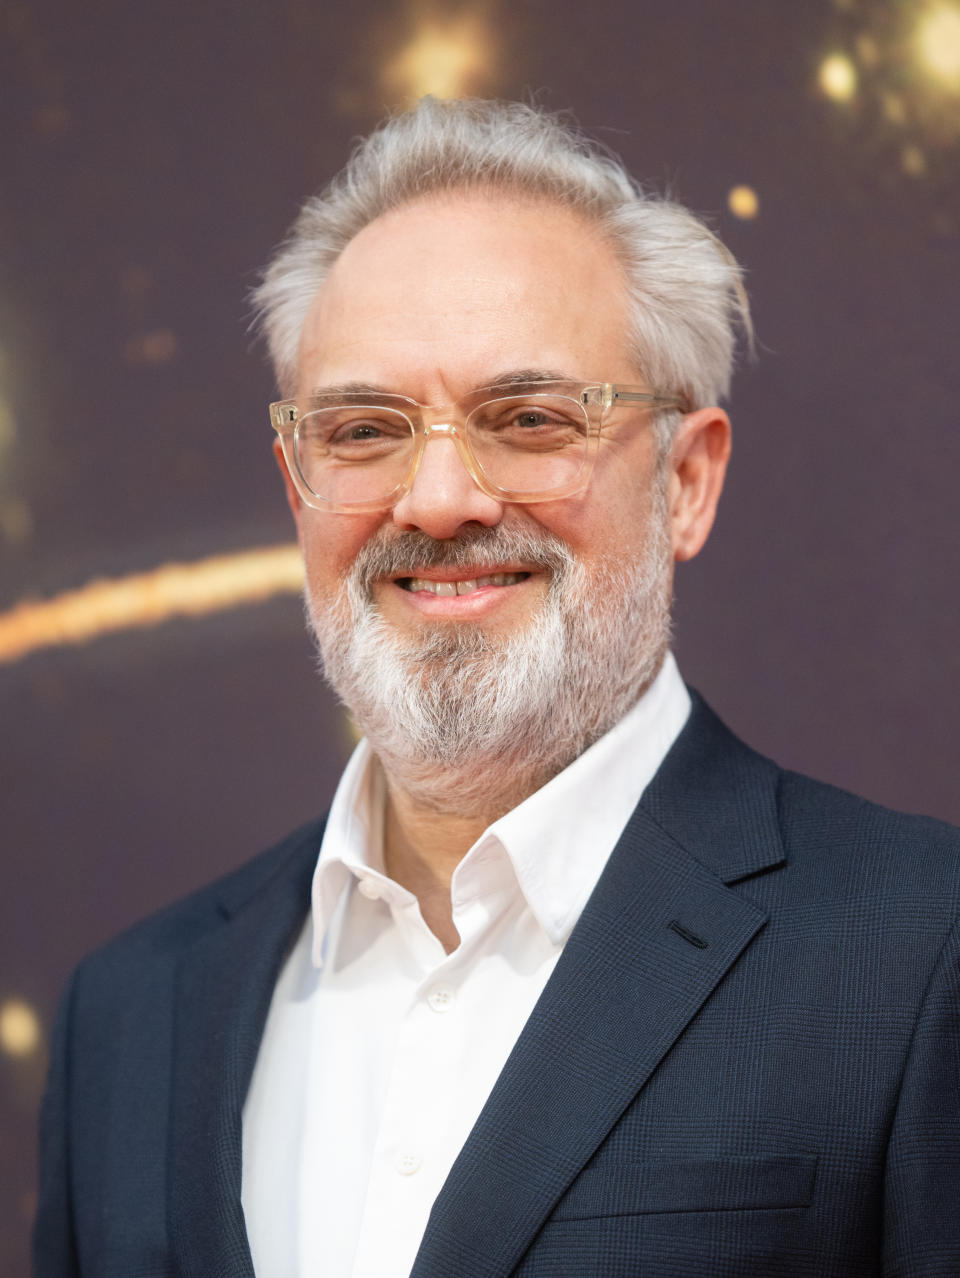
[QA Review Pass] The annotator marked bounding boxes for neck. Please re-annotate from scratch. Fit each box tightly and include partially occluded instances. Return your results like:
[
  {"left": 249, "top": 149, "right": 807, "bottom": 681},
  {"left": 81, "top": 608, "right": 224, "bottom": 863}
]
[
  {"left": 381, "top": 767, "right": 533, "bottom": 952},
  {"left": 379, "top": 744, "right": 555, "bottom": 817}
]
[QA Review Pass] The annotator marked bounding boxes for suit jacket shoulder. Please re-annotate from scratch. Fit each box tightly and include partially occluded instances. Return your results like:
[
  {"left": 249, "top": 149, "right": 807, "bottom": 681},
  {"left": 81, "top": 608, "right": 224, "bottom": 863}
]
[
  {"left": 77, "top": 816, "right": 325, "bottom": 980},
  {"left": 648, "top": 690, "right": 960, "bottom": 899},
  {"left": 35, "top": 818, "right": 324, "bottom": 1277}
]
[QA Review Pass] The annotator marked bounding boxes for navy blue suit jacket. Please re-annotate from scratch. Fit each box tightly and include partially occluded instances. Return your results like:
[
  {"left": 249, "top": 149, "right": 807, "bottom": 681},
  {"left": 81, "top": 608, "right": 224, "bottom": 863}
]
[{"left": 35, "top": 696, "right": 960, "bottom": 1275}]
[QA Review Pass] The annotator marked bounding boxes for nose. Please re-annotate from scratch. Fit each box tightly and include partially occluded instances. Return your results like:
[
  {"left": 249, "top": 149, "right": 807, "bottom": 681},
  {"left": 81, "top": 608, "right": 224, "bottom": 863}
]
[{"left": 391, "top": 429, "right": 504, "bottom": 539}]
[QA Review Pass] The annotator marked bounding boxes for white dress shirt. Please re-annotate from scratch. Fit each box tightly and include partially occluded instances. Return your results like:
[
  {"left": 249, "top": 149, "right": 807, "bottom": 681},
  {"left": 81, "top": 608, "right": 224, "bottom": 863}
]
[{"left": 242, "top": 653, "right": 690, "bottom": 1277}]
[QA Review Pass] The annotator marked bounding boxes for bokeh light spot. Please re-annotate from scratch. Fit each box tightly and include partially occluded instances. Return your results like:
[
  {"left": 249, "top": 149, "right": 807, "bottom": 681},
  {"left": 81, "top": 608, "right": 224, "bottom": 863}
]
[
  {"left": 382, "top": 10, "right": 494, "bottom": 102},
  {"left": 883, "top": 93, "right": 908, "bottom": 124},
  {"left": 727, "top": 185, "right": 760, "bottom": 219},
  {"left": 0, "top": 999, "right": 42, "bottom": 1057},
  {"left": 0, "top": 497, "right": 33, "bottom": 545},
  {"left": 119, "top": 265, "right": 154, "bottom": 299},
  {"left": 820, "top": 52, "right": 858, "bottom": 101},
  {"left": 124, "top": 329, "right": 178, "bottom": 367},
  {"left": 856, "top": 33, "right": 880, "bottom": 67},
  {"left": 0, "top": 398, "right": 15, "bottom": 454},
  {"left": 901, "top": 143, "right": 928, "bottom": 174},
  {"left": 36, "top": 104, "right": 70, "bottom": 136},
  {"left": 916, "top": 5, "right": 960, "bottom": 88}
]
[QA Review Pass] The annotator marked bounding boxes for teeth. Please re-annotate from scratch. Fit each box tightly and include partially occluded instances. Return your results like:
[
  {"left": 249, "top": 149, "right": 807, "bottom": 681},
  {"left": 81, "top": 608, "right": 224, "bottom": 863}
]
[{"left": 405, "top": 573, "right": 523, "bottom": 595}]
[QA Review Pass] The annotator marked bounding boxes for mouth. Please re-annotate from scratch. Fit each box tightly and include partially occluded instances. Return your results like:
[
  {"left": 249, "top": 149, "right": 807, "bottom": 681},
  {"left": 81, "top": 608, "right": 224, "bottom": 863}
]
[
  {"left": 380, "top": 565, "right": 539, "bottom": 621},
  {"left": 396, "top": 571, "right": 531, "bottom": 596}
]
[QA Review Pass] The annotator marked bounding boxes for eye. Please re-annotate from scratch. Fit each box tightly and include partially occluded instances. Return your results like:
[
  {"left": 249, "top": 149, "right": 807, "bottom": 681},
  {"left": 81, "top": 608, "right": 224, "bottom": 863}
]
[
  {"left": 473, "top": 397, "right": 586, "bottom": 440},
  {"left": 299, "top": 408, "right": 412, "bottom": 452},
  {"left": 480, "top": 401, "right": 574, "bottom": 429},
  {"left": 511, "top": 409, "right": 556, "bottom": 429},
  {"left": 331, "top": 418, "right": 391, "bottom": 443}
]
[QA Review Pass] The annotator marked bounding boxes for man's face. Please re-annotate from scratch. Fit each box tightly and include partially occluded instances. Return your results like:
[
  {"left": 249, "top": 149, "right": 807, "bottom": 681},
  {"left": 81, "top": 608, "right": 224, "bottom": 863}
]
[
  {"left": 278, "top": 192, "right": 726, "bottom": 802},
  {"left": 289, "top": 192, "right": 669, "bottom": 635}
]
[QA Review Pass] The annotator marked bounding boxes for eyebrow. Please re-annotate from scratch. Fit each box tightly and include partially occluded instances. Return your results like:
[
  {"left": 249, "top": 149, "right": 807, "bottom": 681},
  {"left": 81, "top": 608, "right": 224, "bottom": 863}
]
[
  {"left": 305, "top": 381, "right": 396, "bottom": 398},
  {"left": 483, "top": 368, "right": 577, "bottom": 388},
  {"left": 304, "top": 368, "right": 579, "bottom": 401}
]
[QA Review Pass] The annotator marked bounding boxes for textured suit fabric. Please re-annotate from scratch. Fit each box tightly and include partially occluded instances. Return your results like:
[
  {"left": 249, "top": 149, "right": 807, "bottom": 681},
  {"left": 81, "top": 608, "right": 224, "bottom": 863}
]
[{"left": 34, "top": 695, "right": 960, "bottom": 1276}]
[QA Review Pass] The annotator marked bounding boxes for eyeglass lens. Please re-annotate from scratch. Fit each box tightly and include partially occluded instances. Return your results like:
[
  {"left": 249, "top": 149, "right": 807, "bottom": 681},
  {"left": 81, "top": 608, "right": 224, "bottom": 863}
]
[{"left": 294, "top": 393, "right": 591, "bottom": 505}]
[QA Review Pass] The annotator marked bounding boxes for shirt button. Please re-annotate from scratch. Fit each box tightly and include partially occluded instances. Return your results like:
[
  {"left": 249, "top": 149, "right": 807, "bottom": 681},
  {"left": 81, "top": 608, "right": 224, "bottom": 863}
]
[
  {"left": 357, "top": 879, "right": 382, "bottom": 901},
  {"left": 396, "top": 1152, "right": 422, "bottom": 1176},
  {"left": 427, "top": 986, "right": 455, "bottom": 1013}
]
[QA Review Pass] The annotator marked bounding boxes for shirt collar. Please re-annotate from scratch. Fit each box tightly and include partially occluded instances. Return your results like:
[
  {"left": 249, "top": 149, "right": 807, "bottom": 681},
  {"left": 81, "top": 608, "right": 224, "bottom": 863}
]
[
  {"left": 479, "top": 652, "right": 690, "bottom": 943},
  {"left": 310, "top": 735, "right": 390, "bottom": 966},
  {"left": 311, "top": 653, "right": 690, "bottom": 963}
]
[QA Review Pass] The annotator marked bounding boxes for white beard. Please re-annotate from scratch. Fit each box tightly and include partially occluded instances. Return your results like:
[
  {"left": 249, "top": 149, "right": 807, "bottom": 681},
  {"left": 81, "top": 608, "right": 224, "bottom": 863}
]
[{"left": 306, "top": 505, "right": 674, "bottom": 815}]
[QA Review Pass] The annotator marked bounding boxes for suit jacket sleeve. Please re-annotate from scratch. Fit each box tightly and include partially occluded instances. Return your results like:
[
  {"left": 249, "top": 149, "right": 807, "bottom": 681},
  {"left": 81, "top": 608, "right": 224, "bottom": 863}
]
[{"left": 883, "top": 914, "right": 960, "bottom": 1275}]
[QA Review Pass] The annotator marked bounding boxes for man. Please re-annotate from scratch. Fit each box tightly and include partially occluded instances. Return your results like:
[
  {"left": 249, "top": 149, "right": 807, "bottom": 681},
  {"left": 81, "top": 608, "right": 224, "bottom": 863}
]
[{"left": 36, "top": 98, "right": 960, "bottom": 1276}]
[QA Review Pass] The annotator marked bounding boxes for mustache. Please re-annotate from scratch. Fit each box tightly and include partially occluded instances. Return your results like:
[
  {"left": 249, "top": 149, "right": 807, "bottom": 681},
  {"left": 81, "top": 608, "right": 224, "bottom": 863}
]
[{"left": 346, "top": 524, "right": 576, "bottom": 589}]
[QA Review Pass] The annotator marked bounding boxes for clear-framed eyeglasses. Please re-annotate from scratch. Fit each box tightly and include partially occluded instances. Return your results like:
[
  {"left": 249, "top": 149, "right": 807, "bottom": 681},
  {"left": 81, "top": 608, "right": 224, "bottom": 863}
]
[{"left": 270, "top": 380, "right": 685, "bottom": 513}]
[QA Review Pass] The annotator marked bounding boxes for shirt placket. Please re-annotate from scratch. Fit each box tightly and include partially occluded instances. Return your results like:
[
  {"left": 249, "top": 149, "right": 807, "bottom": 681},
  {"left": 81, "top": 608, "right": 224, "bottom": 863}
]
[{"left": 350, "top": 850, "right": 514, "bottom": 1277}]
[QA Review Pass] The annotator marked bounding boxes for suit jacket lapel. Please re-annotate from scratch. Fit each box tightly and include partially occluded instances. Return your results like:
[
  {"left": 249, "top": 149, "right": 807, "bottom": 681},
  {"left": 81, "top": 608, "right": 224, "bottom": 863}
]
[
  {"left": 412, "top": 695, "right": 784, "bottom": 1278},
  {"left": 167, "top": 824, "right": 321, "bottom": 1277}
]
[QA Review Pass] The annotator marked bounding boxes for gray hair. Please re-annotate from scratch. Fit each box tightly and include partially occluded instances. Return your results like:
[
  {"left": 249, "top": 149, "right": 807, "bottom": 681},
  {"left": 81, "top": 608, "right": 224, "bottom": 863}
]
[{"left": 252, "top": 97, "right": 752, "bottom": 416}]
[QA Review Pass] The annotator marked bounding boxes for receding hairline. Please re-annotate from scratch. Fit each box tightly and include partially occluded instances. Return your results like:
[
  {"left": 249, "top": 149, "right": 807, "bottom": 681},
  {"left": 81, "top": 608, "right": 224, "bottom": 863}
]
[{"left": 292, "top": 184, "right": 645, "bottom": 387}]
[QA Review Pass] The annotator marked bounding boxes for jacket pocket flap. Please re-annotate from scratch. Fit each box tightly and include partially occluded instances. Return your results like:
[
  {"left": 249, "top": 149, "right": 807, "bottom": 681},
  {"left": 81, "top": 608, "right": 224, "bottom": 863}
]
[{"left": 551, "top": 1155, "right": 818, "bottom": 1220}]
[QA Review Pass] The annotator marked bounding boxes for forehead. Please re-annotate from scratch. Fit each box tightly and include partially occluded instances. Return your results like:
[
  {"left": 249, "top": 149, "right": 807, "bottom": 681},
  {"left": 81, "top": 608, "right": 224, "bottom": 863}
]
[{"left": 296, "top": 192, "right": 637, "bottom": 397}]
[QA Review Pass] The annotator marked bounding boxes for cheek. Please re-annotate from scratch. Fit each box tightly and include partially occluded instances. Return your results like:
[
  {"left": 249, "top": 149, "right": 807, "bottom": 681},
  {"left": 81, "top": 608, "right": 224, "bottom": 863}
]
[
  {"left": 570, "top": 496, "right": 668, "bottom": 575},
  {"left": 534, "top": 492, "right": 642, "bottom": 565},
  {"left": 551, "top": 444, "right": 661, "bottom": 556},
  {"left": 299, "top": 514, "right": 381, "bottom": 594}
]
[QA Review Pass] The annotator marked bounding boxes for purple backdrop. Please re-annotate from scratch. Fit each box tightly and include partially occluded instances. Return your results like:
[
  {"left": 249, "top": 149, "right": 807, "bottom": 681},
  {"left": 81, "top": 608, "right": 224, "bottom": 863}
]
[{"left": 1, "top": 0, "right": 958, "bottom": 1271}]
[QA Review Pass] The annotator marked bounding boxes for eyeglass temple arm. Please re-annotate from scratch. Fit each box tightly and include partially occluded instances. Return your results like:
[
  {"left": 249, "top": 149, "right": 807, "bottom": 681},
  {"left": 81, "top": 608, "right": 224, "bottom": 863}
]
[{"left": 594, "top": 386, "right": 687, "bottom": 411}]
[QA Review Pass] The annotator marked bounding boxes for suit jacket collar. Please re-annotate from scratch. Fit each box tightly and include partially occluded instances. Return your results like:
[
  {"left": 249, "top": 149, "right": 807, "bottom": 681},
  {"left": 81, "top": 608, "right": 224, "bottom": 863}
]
[{"left": 642, "top": 690, "right": 784, "bottom": 884}]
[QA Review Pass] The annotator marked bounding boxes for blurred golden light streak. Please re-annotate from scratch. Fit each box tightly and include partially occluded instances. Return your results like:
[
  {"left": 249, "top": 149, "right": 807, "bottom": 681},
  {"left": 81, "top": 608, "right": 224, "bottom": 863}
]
[
  {"left": 727, "top": 185, "right": 760, "bottom": 220},
  {"left": 0, "top": 545, "right": 304, "bottom": 665},
  {"left": 819, "top": 52, "right": 858, "bottom": 101},
  {"left": 0, "top": 999, "right": 41, "bottom": 1057},
  {"left": 916, "top": 5, "right": 960, "bottom": 88},
  {"left": 382, "top": 8, "right": 495, "bottom": 102}
]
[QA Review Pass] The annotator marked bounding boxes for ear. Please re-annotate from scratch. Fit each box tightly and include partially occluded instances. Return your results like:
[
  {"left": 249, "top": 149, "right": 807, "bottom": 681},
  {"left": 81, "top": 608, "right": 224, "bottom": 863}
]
[
  {"left": 273, "top": 438, "right": 304, "bottom": 534},
  {"left": 666, "top": 407, "right": 731, "bottom": 562}
]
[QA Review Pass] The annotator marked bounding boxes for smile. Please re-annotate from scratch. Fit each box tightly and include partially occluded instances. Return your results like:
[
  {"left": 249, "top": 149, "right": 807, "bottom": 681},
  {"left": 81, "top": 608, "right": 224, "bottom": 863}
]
[{"left": 399, "top": 572, "right": 530, "bottom": 596}]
